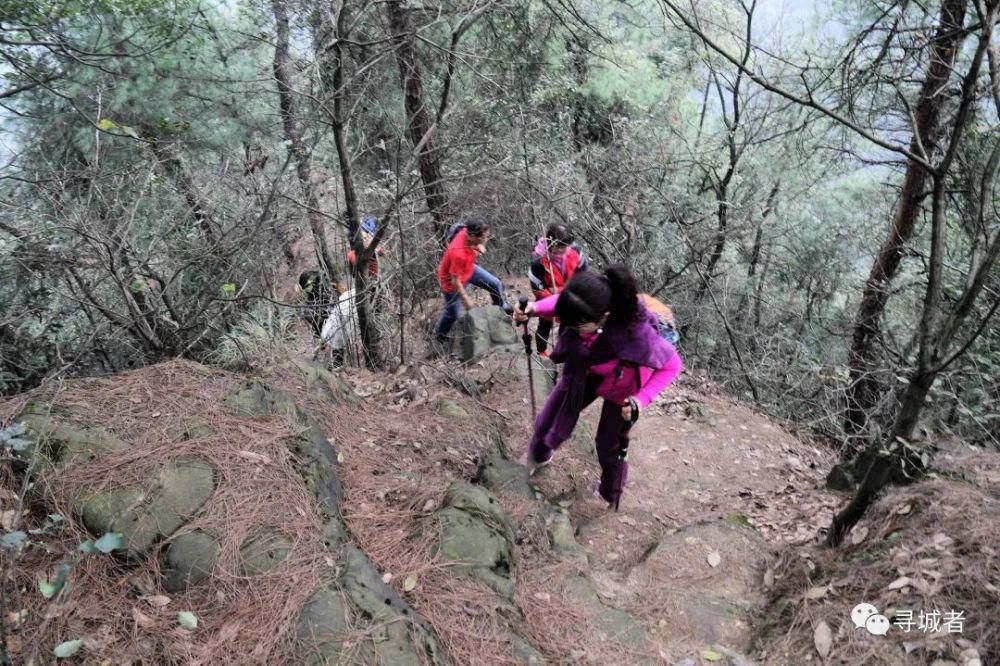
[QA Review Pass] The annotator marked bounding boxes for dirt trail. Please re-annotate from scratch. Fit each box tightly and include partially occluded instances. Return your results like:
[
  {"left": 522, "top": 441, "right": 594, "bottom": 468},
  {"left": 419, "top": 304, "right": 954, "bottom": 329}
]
[{"left": 330, "top": 332, "right": 846, "bottom": 663}]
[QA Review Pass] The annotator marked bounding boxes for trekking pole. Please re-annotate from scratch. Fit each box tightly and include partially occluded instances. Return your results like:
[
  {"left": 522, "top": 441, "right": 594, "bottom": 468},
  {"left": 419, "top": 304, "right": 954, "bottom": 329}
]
[
  {"left": 517, "top": 295, "right": 538, "bottom": 419},
  {"left": 614, "top": 398, "right": 640, "bottom": 512}
]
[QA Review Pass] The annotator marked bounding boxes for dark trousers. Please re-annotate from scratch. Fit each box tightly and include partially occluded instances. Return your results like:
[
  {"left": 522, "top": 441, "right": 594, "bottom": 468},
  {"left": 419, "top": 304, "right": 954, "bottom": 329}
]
[
  {"left": 528, "top": 375, "right": 629, "bottom": 503},
  {"left": 433, "top": 266, "right": 506, "bottom": 340}
]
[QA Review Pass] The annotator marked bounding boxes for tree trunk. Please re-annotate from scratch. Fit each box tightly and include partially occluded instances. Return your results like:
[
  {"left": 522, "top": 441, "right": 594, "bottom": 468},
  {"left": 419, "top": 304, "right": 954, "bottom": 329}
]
[
  {"left": 271, "top": 0, "right": 337, "bottom": 281},
  {"left": 312, "top": 1, "right": 382, "bottom": 367},
  {"left": 830, "top": 0, "right": 999, "bottom": 546},
  {"left": 844, "top": 0, "right": 969, "bottom": 444},
  {"left": 385, "top": 0, "right": 449, "bottom": 238}
]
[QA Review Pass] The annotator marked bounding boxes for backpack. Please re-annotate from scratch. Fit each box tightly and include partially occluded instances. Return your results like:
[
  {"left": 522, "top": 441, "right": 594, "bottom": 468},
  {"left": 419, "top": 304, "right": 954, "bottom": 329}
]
[
  {"left": 445, "top": 222, "right": 466, "bottom": 243},
  {"left": 640, "top": 294, "right": 680, "bottom": 345}
]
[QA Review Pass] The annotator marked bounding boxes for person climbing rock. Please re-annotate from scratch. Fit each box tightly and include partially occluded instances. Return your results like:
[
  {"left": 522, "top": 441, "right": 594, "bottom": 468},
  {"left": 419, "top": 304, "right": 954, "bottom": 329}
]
[
  {"left": 528, "top": 222, "right": 588, "bottom": 356},
  {"left": 513, "top": 265, "right": 683, "bottom": 507},
  {"left": 298, "top": 270, "right": 333, "bottom": 338},
  {"left": 432, "top": 218, "right": 512, "bottom": 353}
]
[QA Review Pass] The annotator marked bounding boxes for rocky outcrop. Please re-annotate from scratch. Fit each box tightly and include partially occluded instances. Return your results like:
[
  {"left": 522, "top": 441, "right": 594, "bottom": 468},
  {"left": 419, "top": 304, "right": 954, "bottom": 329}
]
[{"left": 436, "top": 482, "right": 517, "bottom": 599}]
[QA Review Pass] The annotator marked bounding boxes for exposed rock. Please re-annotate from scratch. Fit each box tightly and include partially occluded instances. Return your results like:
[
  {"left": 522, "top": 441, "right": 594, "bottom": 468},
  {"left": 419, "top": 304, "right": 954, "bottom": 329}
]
[
  {"left": 546, "top": 510, "right": 586, "bottom": 562},
  {"left": 162, "top": 531, "right": 220, "bottom": 592},
  {"left": 441, "top": 400, "right": 470, "bottom": 418},
  {"left": 562, "top": 573, "right": 647, "bottom": 650},
  {"left": 506, "top": 632, "right": 544, "bottom": 664},
  {"left": 240, "top": 528, "right": 292, "bottom": 575},
  {"left": 296, "top": 587, "right": 350, "bottom": 665},
  {"left": 224, "top": 380, "right": 298, "bottom": 418},
  {"left": 436, "top": 482, "right": 516, "bottom": 598},
  {"left": 825, "top": 462, "right": 855, "bottom": 491},
  {"left": 18, "top": 409, "right": 126, "bottom": 470},
  {"left": 476, "top": 446, "right": 535, "bottom": 499},
  {"left": 78, "top": 458, "right": 216, "bottom": 558},
  {"left": 338, "top": 545, "right": 447, "bottom": 665},
  {"left": 286, "top": 356, "right": 359, "bottom": 405},
  {"left": 457, "top": 306, "right": 520, "bottom": 361},
  {"left": 228, "top": 380, "right": 344, "bottom": 526},
  {"left": 509, "top": 354, "right": 557, "bottom": 404},
  {"left": 624, "top": 520, "right": 771, "bottom": 655}
]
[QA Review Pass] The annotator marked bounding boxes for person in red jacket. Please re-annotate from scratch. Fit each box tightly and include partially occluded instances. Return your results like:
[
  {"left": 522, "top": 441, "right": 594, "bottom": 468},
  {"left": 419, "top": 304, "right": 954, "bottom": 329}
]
[
  {"left": 433, "top": 218, "right": 511, "bottom": 351},
  {"left": 528, "top": 223, "right": 588, "bottom": 356}
]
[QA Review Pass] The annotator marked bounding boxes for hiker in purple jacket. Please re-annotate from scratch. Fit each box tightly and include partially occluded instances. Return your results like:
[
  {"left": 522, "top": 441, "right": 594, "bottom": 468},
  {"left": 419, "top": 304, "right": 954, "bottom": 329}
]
[{"left": 513, "top": 265, "right": 683, "bottom": 507}]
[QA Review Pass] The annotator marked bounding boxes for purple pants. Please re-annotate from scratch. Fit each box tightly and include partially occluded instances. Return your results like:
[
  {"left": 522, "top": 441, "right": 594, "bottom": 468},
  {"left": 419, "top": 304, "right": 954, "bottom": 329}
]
[{"left": 528, "top": 375, "right": 630, "bottom": 504}]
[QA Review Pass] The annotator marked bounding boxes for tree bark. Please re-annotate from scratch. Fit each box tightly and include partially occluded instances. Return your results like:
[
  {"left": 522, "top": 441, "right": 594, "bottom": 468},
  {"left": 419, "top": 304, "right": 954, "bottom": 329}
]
[
  {"left": 844, "top": 0, "right": 969, "bottom": 444},
  {"left": 312, "top": 1, "right": 382, "bottom": 367},
  {"left": 385, "top": 0, "right": 449, "bottom": 238},
  {"left": 272, "top": 0, "right": 337, "bottom": 281},
  {"left": 829, "top": 0, "right": 999, "bottom": 546}
]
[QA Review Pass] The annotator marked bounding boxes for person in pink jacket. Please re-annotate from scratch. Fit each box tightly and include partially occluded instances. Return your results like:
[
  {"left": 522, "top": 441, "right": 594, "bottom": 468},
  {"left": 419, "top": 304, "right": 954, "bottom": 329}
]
[{"left": 513, "top": 265, "right": 683, "bottom": 507}]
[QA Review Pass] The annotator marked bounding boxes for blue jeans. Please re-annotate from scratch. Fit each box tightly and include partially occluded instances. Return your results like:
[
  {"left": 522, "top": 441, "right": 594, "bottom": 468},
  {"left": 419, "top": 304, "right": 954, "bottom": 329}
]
[{"left": 433, "top": 266, "right": 506, "bottom": 339}]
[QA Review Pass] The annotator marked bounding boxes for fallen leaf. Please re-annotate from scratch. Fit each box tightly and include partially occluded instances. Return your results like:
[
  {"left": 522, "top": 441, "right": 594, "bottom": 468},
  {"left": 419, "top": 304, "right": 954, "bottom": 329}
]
[
  {"left": 896, "top": 503, "right": 912, "bottom": 515},
  {"left": 38, "top": 580, "right": 57, "bottom": 599},
  {"left": 902, "top": 641, "right": 922, "bottom": 655},
  {"left": 141, "top": 595, "right": 171, "bottom": 608},
  {"left": 382, "top": 573, "right": 393, "bottom": 584},
  {"left": 53, "top": 639, "right": 83, "bottom": 658},
  {"left": 850, "top": 526, "right": 869, "bottom": 545},
  {"left": 814, "top": 620, "right": 832, "bottom": 658},
  {"left": 533, "top": 592, "right": 550, "bottom": 602},
  {"left": 1, "top": 510, "right": 16, "bottom": 531},
  {"left": 236, "top": 451, "right": 271, "bottom": 465},
  {"left": 403, "top": 575, "right": 417, "bottom": 592},
  {"left": 706, "top": 551, "right": 721, "bottom": 568},
  {"left": 421, "top": 499, "right": 435, "bottom": 512},
  {"left": 177, "top": 611, "right": 197, "bottom": 630},
  {"left": 887, "top": 576, "right": 911, "bottom": 591},
  {"left": 804, "top": 585, "right": 828, "bottom": 600},
  {"left": 699, "top": 648, "right": 723, "bottom": 661},
  {"left": 94, "top": 532, "right": 124, "bottom": 553}
]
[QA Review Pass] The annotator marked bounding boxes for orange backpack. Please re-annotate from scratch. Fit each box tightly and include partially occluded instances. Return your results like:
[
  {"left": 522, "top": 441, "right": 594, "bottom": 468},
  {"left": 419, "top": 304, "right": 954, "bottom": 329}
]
[{"left": 640, "top": 294, "right": 680, "bottom": 345}]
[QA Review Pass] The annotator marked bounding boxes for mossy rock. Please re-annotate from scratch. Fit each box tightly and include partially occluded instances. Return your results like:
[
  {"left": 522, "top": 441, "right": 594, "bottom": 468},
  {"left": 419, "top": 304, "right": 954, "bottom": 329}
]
[
  {"left": 458, "top": 306, "right": 521, "bottom": 361},
  {"left": 287, "top": 425, "right": 343, "bottom": 524},
  {"left": 440, "top": 400, "right": 469, "bottom": 418},
  {"left": 339, "top": 545, "right": 447, "bottom": 665},
  {"left": 224, "top": 380, "right": 298, "bottom": 418},
  {"left": 287, "top": 357, "right": 359, "bottom": 406},
  {"left": 509, "top": 354, "right": 557, "bottom": 403},
  {"left": 77, "top": 458, "right": 217, "bottom": 559},
  {"left": 162, "top": 531, "right": 220, "bottom": 592},
  {"left": 476, "top": 449, "right": 534, "bottom": 499},
  {"left": 297, "top": 587, "right": 350, "bottom": 664},
  {"left": 240, "top": 528, "right": 292, "bottom": 575},
  {"left": 562, "top": 574, "right": 647, "bottom": 650},
  {"left": 18, "top": 411, "right": 126, "bottom": 470},
  {"left": 546, "top": 510, "right": 586, "bottom": 562},
  {"left": 506, "top": 632, "right": 544, "bottom": 664},
  {"left": 174, "top": 422, "right": 216, "bottom": 441},
  {"left": 436, "top": 483, "right": 515, "bottom": 599}
]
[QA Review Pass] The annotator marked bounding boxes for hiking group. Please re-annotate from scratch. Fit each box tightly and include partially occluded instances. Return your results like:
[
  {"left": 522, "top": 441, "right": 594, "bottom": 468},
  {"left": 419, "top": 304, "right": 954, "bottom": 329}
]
[{"left": 301, "top": 217, "right": 683, "bottom": 509}]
